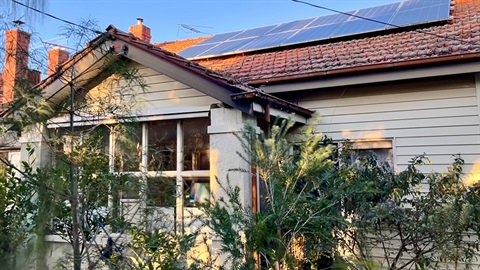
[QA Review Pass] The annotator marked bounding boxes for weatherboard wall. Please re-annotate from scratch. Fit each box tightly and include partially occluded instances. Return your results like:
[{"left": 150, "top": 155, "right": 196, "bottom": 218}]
[
  {"left": 87, "top": 62, "right": 219, "bottom": 115},
  {"left": 132, "top": 64, "right": 219, "bottom": 111},
  {"left": 288, "top": 74, "right": 480, "bottom": 175}
]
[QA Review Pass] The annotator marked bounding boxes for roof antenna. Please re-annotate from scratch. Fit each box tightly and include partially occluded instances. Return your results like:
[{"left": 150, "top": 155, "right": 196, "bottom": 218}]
[
  {"left": 177, "top": 24, "right": 213, "bottom": 37},
  {"left": 42, "top": 41, "right": 76, "bottom": 51},
  {"left": 12, "top": 19, "right": 25, "bottom": 28}
]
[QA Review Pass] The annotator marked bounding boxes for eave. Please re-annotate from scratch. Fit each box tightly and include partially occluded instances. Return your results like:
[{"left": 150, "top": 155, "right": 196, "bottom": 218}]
[{"left": 259, "top": 56, "right": 480, "bottom": 93}]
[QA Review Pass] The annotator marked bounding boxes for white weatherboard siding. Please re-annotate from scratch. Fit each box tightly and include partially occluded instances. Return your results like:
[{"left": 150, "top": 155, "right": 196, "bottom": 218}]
[
  {"left": 132, "top": 64, "right": 218, "bottom": 110},
  {"left": 293, "top": 74, "right": 480, "bottom": 268},
  {"left": 295, "top": 74, "right": 480, "bottom": 175},
  {"left": 87, "top": 63, "right": 218, "bottom": 115}
]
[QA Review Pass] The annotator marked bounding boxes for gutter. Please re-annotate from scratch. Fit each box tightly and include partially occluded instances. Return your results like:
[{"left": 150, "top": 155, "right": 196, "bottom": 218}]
[
  {"left": 109, "top": 27, "right": 315, "bottom": 119},
  {"left": 231, "top": 91, "right": 314, "bottom": 118},
  {"left": 247, "top": 52, "right": 480, "bottom": 85}
]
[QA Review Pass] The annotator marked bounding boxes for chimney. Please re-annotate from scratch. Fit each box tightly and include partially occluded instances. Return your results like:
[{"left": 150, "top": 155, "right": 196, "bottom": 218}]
[
  {"left": 2, "top": 28, "right": 31, "bottom": 104},
  {"left": 129, "top": 18, "right": 151, "bottom": 43},
  {"left": 48, "top": 47, "right": 69, "bottom": 76}
]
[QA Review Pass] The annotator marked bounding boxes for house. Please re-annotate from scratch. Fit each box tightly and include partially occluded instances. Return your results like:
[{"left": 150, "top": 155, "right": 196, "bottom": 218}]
[
  {"left": 158, "top": 0, "right": 480, "bottom": 182},
  {"left": 0, "top": 25, "right": 72, "bottom": 171},
  {"left": 5, "top": 0, "right": 480, "bottom": 267},
  {"left": 9, "top": 17, "right": 313, "bottom": 268}
]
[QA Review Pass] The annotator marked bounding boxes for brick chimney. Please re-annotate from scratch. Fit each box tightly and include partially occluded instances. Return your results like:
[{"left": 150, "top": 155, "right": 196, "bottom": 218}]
[
  {"left": 2, "top": 28, "right": 31, "bottom": 103},
  {"left": 129, "top": 18, "right": 151, "bottom": 43},
  {"left": 48, "top": 47, "right": 69, "bottom": 76}
]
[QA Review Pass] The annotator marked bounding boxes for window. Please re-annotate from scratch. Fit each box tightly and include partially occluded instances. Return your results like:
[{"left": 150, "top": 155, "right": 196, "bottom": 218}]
[
  {"left": 112, "top": 118, "right": 211, "bottom": 209},
  {"left": 147, "top": 120, "right": 177, "bottom": 171},
  {"left": 184, "top": 177, "right": 210, "bottom": 207},
  {"left": 147, "top": 177, "right": 176, "bottom": 207},
  {"left": 113, "top": 124, "right": 142, "bottom": 172},
  {"left": 50, "top": 125, "right": 110, "bottom": 162},
  {"left": 183, "top": 118, "right": 209, "bottom": 171},
  {"left": 50, "top": 117, "right": 211, "bottom": 210},
  {"left": 347, "top": 140, "right": 393, "bottom": 168}
]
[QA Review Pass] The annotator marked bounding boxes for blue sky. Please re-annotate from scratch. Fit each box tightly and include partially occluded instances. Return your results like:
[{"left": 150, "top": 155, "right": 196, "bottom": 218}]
[{"left": 7, "top": 0, "right": 401, "bottom": 47}]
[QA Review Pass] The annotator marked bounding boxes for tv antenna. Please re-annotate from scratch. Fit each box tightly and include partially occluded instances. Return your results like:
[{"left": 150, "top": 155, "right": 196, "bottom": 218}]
[
  {"left": 12, "top": 19, "right": 25, "bottom": 28},
  {"left": 177, "top": 24, "right": 213, "bottom": 36},
  {"left": 43, "top": 41, "right": 76, "bottom": 51}
]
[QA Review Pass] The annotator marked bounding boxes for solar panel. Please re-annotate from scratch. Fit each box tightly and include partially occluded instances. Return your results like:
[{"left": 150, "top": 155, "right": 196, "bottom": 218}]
[
  {"left": 180, "top": 43, "right": 218, "bottom": 59},
  {"left": 286, "top": 24, "right": 342, "bottom": 44},
  {"left": 331, "top": 17, "right": 388, "bottom": 37},
  {"left": 233, "top": 25, "right": 277, "bottom": 40},
  {"left": 308, "top": 13, "right": 351, "bottom": 28},
  {"left": 268, "top": 18, "right": 316, "bottom": 34},
  {"left": 196, "top": 38, "right": 255, "bottom": 57},
  {"left": 388, "top": 0, "right": 451, "bottom": 27},
  {"left": 352, "top": 2, "right": 400, "bottom": 19},
  {"left": 198, "top": 31, "right": 244, "bottom": 44},
  {"left": 179, "top": 0, "right": 451, "bottom": 59},
  {"left": 238, "top": 32, "right": 297, "bottom": 51}
]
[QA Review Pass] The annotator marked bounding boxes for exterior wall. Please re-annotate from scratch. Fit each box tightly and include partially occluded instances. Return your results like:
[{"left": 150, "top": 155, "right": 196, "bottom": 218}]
[
  {"left": 85, "top": 62, "right": 218, "bottom": 117},
  {"left": 288, "top": 74, "right": 480, "bottom": 177},
  {"left": 283, "top": 73, "right": 480, "bottom": 269},
  {"left": 207, "top": 107, "right": 256, "bottom": 268},
  {"left": 41, "top": 63, "right": 255, "bottom": 269},
  {"left": 133, "top": 63, "right": 219, "bottom": 111}
]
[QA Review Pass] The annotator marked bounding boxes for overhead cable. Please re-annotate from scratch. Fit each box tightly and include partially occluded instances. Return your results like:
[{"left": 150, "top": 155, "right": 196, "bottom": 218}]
[
  {"left": 10, "top": 0, "right": 103, "bottom": 35},
  {"left": 292, "top": 0, "right": 480, "bottom": 46}
]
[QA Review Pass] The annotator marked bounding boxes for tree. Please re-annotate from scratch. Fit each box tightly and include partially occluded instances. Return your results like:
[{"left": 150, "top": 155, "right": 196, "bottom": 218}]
[
  {"left": 199, "top": 120, "right": 480, "bottom": 270},
  {"left": 198, "top": 120, "right": 345, "bottom": 269},
  {"left": 343, "top": 153, "right": 480, "bottom": 270},
  {"left": 0, "top": 16, "right": 216, "bottom": 269}
]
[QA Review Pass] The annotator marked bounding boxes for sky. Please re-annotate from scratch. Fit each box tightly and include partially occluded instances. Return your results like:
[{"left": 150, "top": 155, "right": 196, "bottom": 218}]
[{"left": 4, "top": 0, "right": 401, "bottom": 49}]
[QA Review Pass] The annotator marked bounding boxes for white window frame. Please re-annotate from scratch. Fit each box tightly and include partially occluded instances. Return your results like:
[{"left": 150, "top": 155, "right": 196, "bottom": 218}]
[{"left": 109, "top": 118, "right": 210, "bottom": 210}]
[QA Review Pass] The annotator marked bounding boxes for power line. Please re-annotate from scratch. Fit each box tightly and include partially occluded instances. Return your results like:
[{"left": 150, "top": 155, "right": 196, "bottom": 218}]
[
  {"left": 292, "top": 0, "right": 480, "bottom": 46},
  {"left": 10, "top": 0, "right": 103, "bottom": 35}
]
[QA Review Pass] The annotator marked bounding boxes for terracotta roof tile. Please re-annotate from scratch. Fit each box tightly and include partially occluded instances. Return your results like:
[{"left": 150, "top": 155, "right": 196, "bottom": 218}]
[{"left": 190, "top": 0, "right": 480, "bottom": 83}]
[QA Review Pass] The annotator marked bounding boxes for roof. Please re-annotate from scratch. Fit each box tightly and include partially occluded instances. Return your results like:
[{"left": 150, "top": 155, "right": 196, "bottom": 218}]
[
  {"left": 166, "top": 0, "right": 480, "bottom": 84},
  {"left": 30, "top": 26, "right": 313, "bottom": 121}
]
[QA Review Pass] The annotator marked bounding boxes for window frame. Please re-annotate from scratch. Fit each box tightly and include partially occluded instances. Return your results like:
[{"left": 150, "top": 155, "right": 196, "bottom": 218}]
[
  {"left": 338, "top": 138, "right": 396, "bottom": 169},
  {"left": 49, "top": 114, "right": 211, "bottom": 210},
  {"left": 112, "top": 118, "right": 211, "bottom": 209}
]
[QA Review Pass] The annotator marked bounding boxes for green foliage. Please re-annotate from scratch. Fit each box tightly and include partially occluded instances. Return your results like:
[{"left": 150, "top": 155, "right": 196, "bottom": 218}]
[
  {"left": 126, "top": 226, "right": 198, "bottom": 270},
  {"left": 0, "top": 164, "right": 36, "bottom": 268},
  {"left": 201, "top": 120, "right": 480, "bottom": 270},
  {"left": 201, "top": 119, "right": 348, "bottom": 269},
  {"left": 337, "top": 151, "right": 480, "bottom": 270}
]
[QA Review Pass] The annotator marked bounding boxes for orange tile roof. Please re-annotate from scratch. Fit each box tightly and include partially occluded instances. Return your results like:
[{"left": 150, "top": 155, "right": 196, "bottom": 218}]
[
  {"left": 154, "top": 36, "right": 211, "bottom": 54},
  {"left": 188, "top": 0, "right": 480, "bottom": 84}
]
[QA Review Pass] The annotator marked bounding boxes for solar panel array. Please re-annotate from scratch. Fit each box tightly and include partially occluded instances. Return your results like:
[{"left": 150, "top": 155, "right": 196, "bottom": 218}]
[{"left": 179, "top": 0, "right": 451, "bottom": 59}]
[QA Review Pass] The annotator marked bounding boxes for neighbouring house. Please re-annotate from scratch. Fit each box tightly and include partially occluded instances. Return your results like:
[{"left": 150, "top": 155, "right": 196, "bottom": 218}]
[
  {"left": 0, "top": 26, "right": 67, "bottom": 171},
  {"left": 5, "top": 0, "right": 480, "bottom": 267}
]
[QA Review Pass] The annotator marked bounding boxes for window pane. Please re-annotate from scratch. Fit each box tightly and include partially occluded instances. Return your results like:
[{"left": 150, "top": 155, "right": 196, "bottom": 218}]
[
  {"left": 351, "top": 148, "right": 393, "bottom": 168},
  {"left": 184, "top": 177, "right": 210, "bottom": 207},
  {"left": 120, "top": 175, "right": 143, "bottom": 199},
  {"left": 114, "top": 124, "right": 142, "bottom": 172},
  {"left": 50, "top": 125, "right": 110, "bottom": 161},
  {"left": 148, "top": 120, "right": 177, "bottom": 171},
  {"left": 147, "top": 177, "right": 176, "bottom": 207},
  {"left": 183, "top": 118, "right": 210, "bottom": 171},
  {"left": 86, "top": 125, "right": 110, "bottom": 155}
]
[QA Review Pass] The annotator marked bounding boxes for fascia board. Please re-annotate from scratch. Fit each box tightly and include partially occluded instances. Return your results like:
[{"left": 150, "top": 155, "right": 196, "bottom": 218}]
[
  {"left": 262, "top": 61, "right": 480, "bottom": 93},
  {"left": 109, "top": 39, "right": 251, "bottom": 114}
]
